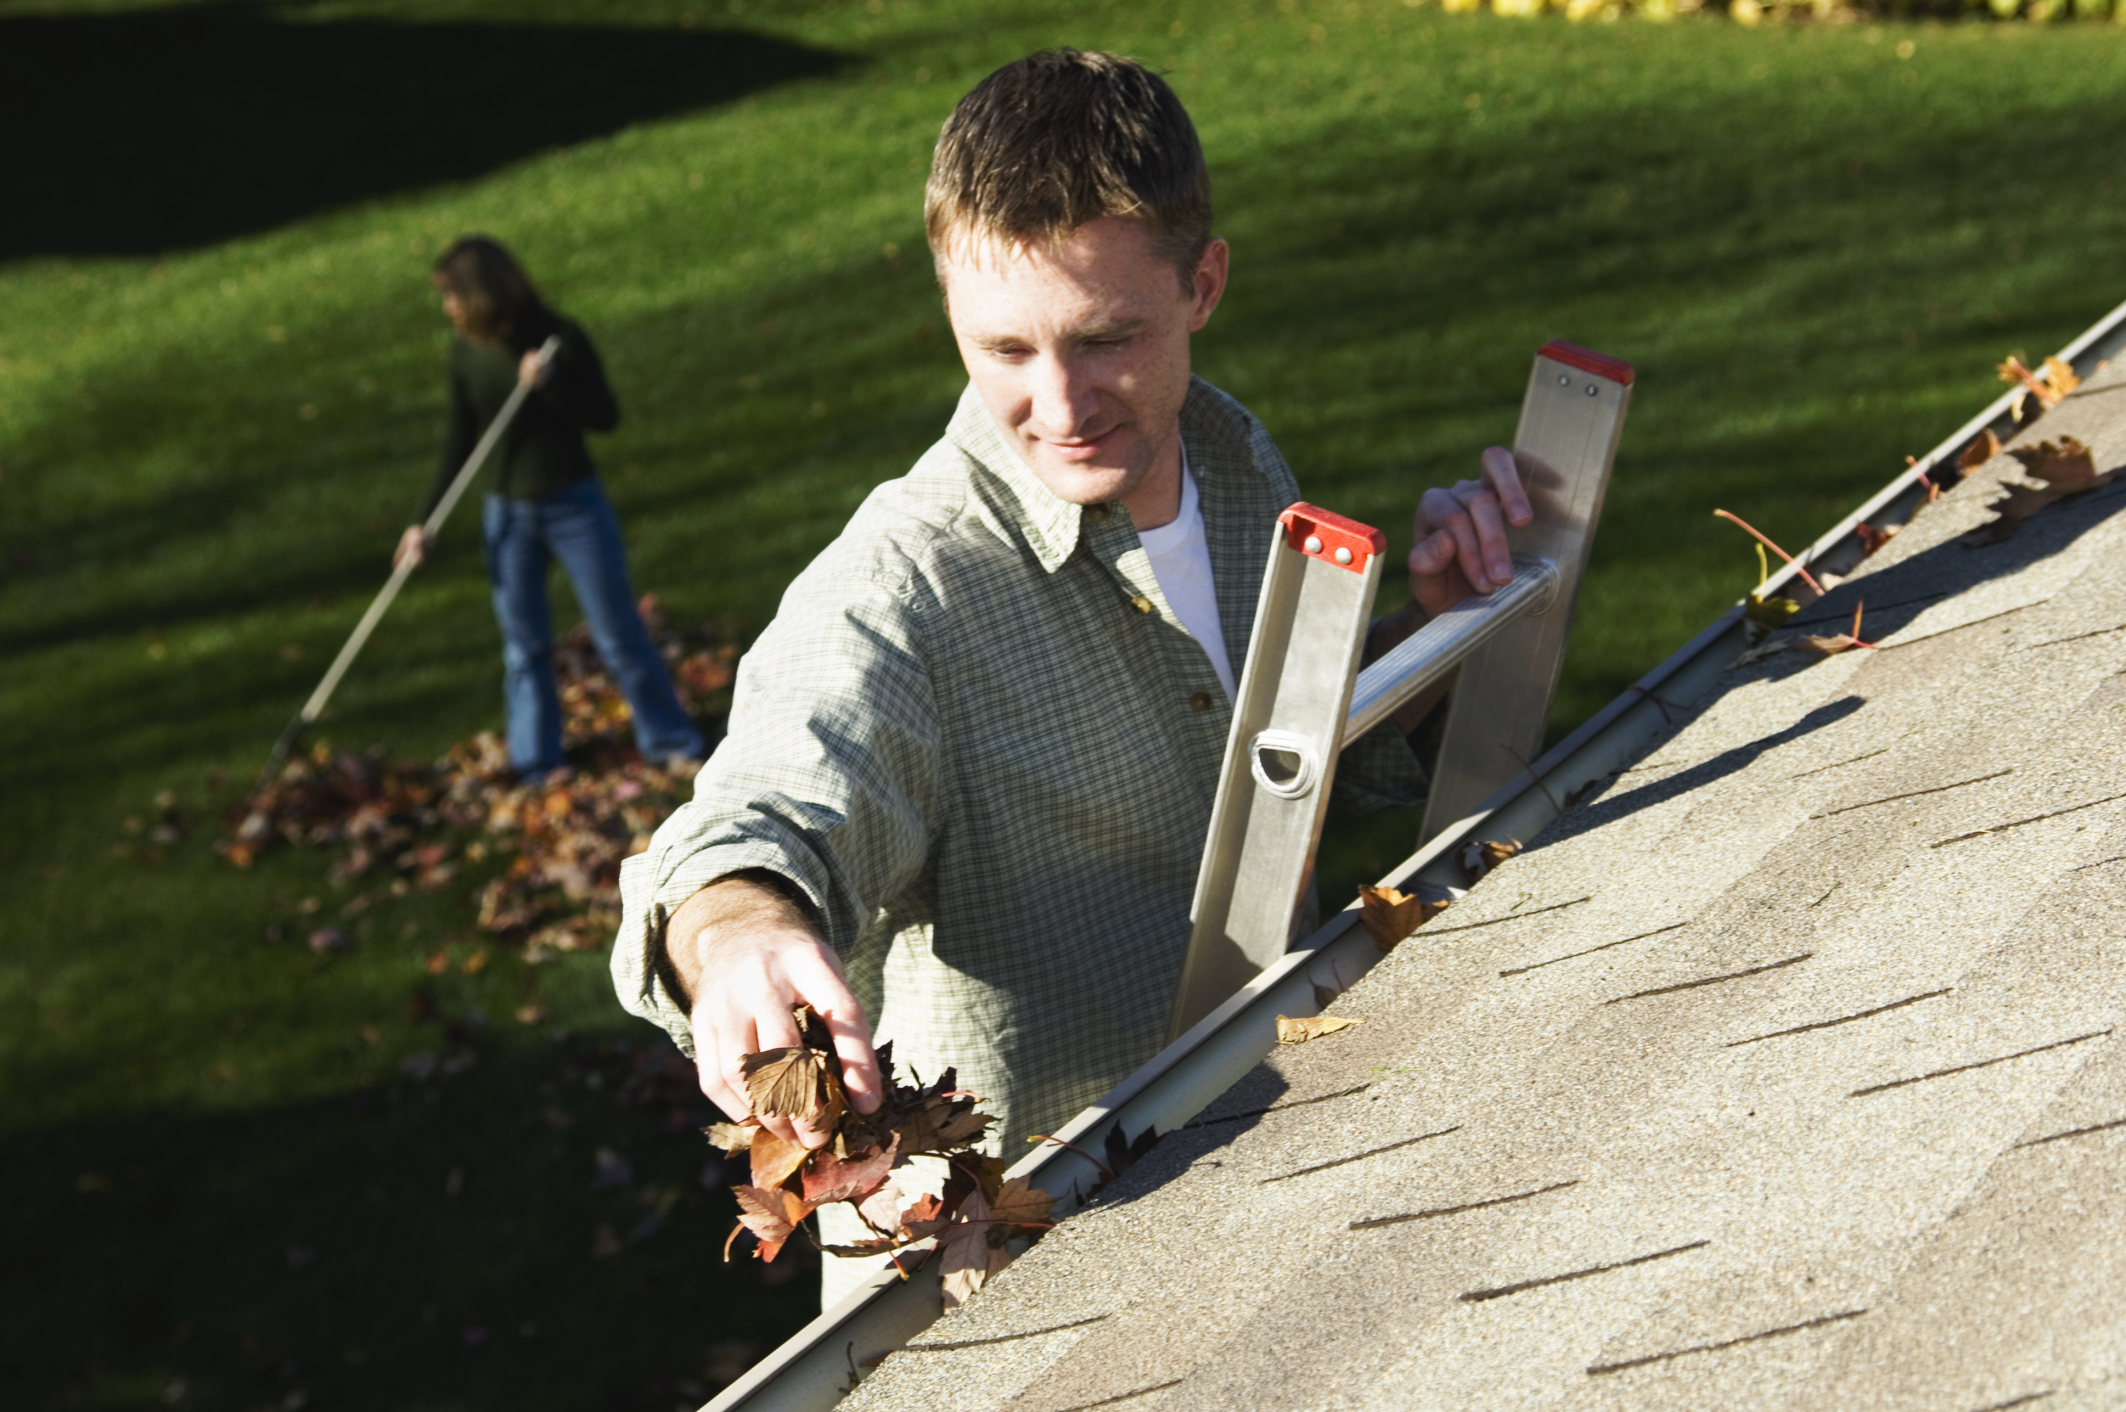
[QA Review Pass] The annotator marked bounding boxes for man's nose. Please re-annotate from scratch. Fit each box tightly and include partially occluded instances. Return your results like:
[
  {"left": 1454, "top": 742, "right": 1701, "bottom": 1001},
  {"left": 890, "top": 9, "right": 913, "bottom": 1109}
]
[{"left": 1025, "top": 353, "right": 1096, "bottom": 437}]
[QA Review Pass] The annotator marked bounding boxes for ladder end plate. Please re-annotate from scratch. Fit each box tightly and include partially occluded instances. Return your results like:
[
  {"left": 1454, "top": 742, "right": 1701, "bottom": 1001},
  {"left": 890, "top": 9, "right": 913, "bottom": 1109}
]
[
  {"left": 1278, "top": 503, "right": 1386, "bottom": 574},
  {"left": 1538, "top": 339, "right": 1635, "bottom": 387}
]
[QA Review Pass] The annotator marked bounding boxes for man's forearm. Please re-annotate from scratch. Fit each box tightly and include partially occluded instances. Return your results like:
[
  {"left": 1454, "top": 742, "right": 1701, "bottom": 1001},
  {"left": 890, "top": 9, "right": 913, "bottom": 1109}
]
[{"left": 662, "top": 873, "right": 823, "bottom": 1008}]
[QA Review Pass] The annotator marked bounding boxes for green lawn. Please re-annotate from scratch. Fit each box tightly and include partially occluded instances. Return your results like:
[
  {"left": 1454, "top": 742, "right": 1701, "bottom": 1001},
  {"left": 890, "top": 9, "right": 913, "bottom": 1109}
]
[{"left": 3, "top": 0, "right": 2122, "bottom": 1406}]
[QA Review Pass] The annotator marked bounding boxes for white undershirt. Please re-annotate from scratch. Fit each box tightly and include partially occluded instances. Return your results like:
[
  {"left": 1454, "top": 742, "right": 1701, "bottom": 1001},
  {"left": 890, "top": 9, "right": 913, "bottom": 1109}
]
[{"left": 1136, "top": 452, "right": 1237, "bottom": 700}]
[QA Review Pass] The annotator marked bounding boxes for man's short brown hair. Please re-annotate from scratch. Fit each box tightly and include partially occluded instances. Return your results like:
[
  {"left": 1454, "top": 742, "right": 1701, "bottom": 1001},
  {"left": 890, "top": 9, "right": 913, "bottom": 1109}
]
[{"left": 925, "top": 49, "right": 1213, "bottom": 292}]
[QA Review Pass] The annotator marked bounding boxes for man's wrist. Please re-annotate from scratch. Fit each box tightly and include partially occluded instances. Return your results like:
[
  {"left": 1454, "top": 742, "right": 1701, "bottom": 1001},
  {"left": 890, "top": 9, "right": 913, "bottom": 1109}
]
[{"left": 661, "top": 870, "right": 821, "bottom": 1003}]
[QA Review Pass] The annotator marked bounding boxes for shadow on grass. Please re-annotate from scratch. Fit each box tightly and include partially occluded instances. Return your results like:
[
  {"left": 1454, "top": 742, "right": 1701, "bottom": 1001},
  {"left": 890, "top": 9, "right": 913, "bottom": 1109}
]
[
  {"left": 0, "top": 1029, "right": 816, "bottom": 1411},
  {"left": 0, "top": 2, "right": 845, "bottom": 261}
]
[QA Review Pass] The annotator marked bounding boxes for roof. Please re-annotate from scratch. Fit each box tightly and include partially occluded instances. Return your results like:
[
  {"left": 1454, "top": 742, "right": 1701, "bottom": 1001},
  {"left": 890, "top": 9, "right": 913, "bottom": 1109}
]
[{"left": 836, "top": 358, "right": 2126, "bottom": 1411}]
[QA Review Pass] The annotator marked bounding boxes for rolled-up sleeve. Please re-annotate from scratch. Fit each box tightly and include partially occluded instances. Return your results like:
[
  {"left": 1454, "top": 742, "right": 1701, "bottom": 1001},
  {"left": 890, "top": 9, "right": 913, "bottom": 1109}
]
[{"left": 611, "top": 572, "right": 939, "bottom": 1057}]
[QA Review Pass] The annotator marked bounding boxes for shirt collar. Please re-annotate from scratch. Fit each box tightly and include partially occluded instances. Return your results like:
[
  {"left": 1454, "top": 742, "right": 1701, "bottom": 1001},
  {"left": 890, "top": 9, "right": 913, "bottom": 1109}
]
[{"left": 945, "top": 378, "right": 1229, "bottom": 576}]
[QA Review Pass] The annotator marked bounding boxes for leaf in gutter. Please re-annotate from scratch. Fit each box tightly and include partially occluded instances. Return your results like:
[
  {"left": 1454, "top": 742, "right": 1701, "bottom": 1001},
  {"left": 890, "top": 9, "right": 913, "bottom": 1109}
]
[
  {"left": 1457, "top": 838, "right": 1521, "bottom": 886},
  {"left": 1998, "top": 355, "right": 2079, "bottom": 422},
  {"left": 1744, "top": 593, "right": 1800, "bottom": 628},
  {"left": 1793, "top": 599, "right": 1876, "bottom": 657},
  {"left": 1854, "top": 522, "right": 1898, "bottom": 556},
  {"left": 1964, "top": 436, "right": 2115, "bottom": 546},
  {"left": 1359, "top": 884, "right": 1447, "bottom": 949},
  {"left": 988, "top": 1177, "right": 1055, "bottom": 1228},
  {"left": 727, "top": 1184, "right": 811, "bottom": 1263},
  {"left": 748, "top": 1126, "right": 810, "bottom": 1191},
  {"left": 1277, "top": 1014, "right": 1363, "bottom": 1044},
  {"left": 1960, "top": 428, "right": 2001, "bottom": 470},
  {"left": 938, "top": 1189, "right": 1013, "bottom": 1309}
]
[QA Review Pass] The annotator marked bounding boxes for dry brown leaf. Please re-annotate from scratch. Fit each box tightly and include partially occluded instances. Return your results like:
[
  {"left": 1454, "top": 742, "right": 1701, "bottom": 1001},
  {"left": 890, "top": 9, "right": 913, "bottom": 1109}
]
[
  {"left": 987, "top": 1177, "right": 1055, "bottom": 1229},
  {"left": 748, "top": 1126, "right": 810, "bottom": 1191},
  {"left": 726, "top": 1184, "right": 811, "bottom": 1264},
  {"left": 1276, "top": 1013, "right": 1363, "bottom": 1045},
  {"left": 1999, "top": 355, "right": 2080, "bottom": 423},
  {"left": 740, "top": 1013, "right": 846, "bottom": 1131},
  {"left": 1964, "top": 435, "right": 2116, "bottom": 546},
  {"left": 937, "top": 1189, "right": 1014, "bottom": 1310},
  {"left": 1358, "top": 884, "right": 1447, "bottom": 950},
  {"left": 704, "top": 1121, "right": 756, "bottom": 1155},
  {"left": 1960, "top": 428, "right": 2001, "bottom": 470},
  {"left": 801, "top": 1137, "right": 897, "bottom": 1207},
  {"left": 1458, "top": 838, "right": 1521, "bottom": 885},
  {"left": 1791, "top": 599, "right": 1876, "bottom": 658},
  {"left": 1854, "top": 522, "right": 1899, "bottom": 556},
  {"left": 895, "top": 1192, "right": 950, "bottom": 1243}
]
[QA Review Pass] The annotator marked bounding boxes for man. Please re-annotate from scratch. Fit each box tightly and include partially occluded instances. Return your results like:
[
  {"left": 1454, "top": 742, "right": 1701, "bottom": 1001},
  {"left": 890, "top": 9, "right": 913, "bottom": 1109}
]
[{"left": 612, "top": 49, "right": 1530, "bottom": 1297}]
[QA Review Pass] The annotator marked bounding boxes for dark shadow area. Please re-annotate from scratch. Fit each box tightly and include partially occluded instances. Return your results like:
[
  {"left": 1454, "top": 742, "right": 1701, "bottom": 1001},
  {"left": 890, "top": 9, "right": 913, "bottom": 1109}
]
[
  {"left": 0, "top": 1031, "right": 817, "bottom": 1410},
  {"left": 0, "top": 3, "right": 845, "bottom": 260},
  {"left": 1786, "top": 475, "right": 2126, "bottom": 640},
  {"left": 1546, "top": 465, "right": 2126, "bottom": 844},
  {"left": 1550, "top": 695, "right": 1870, "bottom": 839}
]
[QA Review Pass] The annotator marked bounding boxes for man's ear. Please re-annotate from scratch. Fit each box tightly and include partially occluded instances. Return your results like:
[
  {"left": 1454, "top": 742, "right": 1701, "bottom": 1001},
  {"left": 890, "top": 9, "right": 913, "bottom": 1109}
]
[{"left": 1188, "top": 237, "right": 1230, "bottom": 332}]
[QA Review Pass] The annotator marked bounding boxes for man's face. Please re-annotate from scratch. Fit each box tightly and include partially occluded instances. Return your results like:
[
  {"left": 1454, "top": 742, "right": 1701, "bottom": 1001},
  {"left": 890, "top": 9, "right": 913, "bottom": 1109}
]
[{"left": 940, "top": 217, "right": 1228, "bottom": 509}]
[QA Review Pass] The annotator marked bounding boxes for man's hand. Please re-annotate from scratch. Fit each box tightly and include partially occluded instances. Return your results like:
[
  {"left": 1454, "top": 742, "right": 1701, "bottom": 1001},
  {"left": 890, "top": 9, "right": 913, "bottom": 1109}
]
[
  {"left": 518, "top": 349, "right": 551, "bottom": 388},
  {"left": 394, "top": 525, "right": 432, "bottom": 571},
  {"left": 1407, "top": 445, "right": 1535, "bottom": 620},
  {"left": 1365, "top": 446, "right": 1539, "bottom": 734},
  {"left": 665, "top": 876, "right": 881, "bottom": 1150}
]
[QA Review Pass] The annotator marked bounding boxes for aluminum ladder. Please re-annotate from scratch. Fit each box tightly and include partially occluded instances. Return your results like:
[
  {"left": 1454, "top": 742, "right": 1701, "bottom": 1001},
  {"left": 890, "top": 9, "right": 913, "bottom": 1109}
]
[{"left": 1169, "top": 339, "right": 1633, "bottom": 1036}]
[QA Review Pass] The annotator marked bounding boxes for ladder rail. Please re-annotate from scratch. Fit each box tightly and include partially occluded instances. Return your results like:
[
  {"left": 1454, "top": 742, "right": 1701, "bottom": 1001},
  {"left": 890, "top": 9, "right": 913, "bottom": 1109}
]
[{"left": 1341, "top": 551, "right": 1561, "bottom": 746}]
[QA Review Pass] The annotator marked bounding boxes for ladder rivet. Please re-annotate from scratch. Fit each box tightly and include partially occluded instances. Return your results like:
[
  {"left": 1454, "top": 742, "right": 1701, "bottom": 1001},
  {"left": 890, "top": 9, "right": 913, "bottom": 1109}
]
[
  {"left": 1558, "top": 374, "right": 1570, "bottom": 386},
  {"left": 1334, "top": 547, "right": 1353, "bottom": 565},
  {"left": 1585, "top": 384, "right": 1598, "bottom": 396},
  {"left": 1303, "top": 535, "right": 1323, "bottom": 554}
]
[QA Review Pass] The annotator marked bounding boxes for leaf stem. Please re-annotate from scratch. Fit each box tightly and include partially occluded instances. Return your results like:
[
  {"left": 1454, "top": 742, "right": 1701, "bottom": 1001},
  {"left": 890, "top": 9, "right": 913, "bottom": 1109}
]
[
  {"left": 1024, "top": 1133, "right": 1117, "bottom": 1181},
  {"left": 1714, "top": 508, "right": 1825, "bottom": 597}
]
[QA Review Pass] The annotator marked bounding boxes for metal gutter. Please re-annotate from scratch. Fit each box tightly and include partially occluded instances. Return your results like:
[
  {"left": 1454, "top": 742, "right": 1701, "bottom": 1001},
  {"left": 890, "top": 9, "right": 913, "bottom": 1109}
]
[{"left": 704, "top": 293, "right": 2126, "bottom": 1412}]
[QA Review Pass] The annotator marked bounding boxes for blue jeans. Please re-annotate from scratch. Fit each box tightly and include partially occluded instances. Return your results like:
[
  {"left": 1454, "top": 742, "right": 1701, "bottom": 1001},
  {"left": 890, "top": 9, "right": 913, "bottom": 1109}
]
[{"left": 481, "top": 480, "right": 705, "bottom": 775}]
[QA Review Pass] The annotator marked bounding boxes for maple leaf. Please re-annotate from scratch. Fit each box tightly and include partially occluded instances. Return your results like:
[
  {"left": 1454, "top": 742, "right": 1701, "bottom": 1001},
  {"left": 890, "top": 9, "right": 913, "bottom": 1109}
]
[
  {"left": 937, "top": 1189, "right": 1014, "bottom": 1310},
  {"left": 1276, "top": 1014, "right": 1363, "bottom": 1044},
  {"left": 987, "top": 1178, "right": 1055, "bottom": 1229},
  {"left": 1963, "top": 436, "right": 2116, "bottom": 546},
  {"left": 748, "top": 1126, "right": 810, "bottom": 1191},
  {"left": 1999, "top": 354, "right": 2080, "bottom": 423},
  {"left": 739, "top": 1007, "right": 848, "bottom": 1132},
  {"left": 703, "top": 1121, "right": 756, "bottom": 1155},
  {"left": 801, "top": 1136, "right": 898, "bottom": 1207},
  {"left": 725, "top": 1184, "right": 812, "bottom": 1264},
  {"left": 895, "top": 1192, "right": 951, "bottom": 1242},
  {"left": 1358, "top": 883, "right": 1446, "bottom": 949},
  {"left": 855, "top": 1179, "right": 904, "bottom": 1236}
]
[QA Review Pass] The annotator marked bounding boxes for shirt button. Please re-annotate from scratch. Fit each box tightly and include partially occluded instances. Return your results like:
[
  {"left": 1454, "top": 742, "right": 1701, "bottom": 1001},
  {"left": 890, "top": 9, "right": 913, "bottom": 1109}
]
[
  {"left": 1087, "top": 504, "right": 1110, "bottom": 523},
  {"left": 1189, "top": 691, "right": 1212, "bottom": 712},
  {"left": 1130, "top": 595, "right": 1153, "bottom": 614}
]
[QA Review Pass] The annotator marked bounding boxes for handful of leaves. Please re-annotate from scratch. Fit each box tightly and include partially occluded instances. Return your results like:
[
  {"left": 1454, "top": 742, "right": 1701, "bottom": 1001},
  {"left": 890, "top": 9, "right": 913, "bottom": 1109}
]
[{"left": 709, "top": 1007, "right": 1055, "bottom": 1308}]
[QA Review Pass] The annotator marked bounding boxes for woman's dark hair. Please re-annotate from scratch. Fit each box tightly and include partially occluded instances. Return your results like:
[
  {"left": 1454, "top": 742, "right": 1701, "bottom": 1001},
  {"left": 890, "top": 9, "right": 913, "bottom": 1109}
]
[{"left": 431, "top": 235, "right": 545, "bottom": 345}]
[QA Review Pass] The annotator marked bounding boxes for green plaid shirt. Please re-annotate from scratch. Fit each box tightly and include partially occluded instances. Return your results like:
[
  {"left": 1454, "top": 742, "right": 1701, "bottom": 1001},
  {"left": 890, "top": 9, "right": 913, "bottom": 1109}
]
[{"left": 612, "top": 378, "right": 1427, "bottom": 1149}]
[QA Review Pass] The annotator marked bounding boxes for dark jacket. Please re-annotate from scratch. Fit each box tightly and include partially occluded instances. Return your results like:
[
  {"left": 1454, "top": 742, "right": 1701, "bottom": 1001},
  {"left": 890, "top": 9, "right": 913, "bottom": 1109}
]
[{"left": 417, "top": 309, "right": 619, "bottom": 522}]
